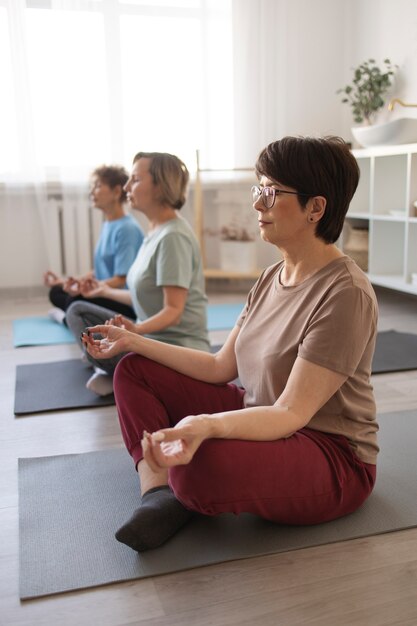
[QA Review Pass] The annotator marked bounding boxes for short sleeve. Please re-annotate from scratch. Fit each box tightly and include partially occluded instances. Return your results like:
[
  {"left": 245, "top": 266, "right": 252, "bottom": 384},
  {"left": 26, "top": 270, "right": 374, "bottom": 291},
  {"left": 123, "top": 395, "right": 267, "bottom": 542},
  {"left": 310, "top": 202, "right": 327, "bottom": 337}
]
[
  {"left": 155, "top": 233, "right": 193, "bottom": 288},
  {"left": 113, "top": 224, "right": 143, "bottom": 276},
  {"left": 298, "top": 285, "right": 377, "bottom": 376}
]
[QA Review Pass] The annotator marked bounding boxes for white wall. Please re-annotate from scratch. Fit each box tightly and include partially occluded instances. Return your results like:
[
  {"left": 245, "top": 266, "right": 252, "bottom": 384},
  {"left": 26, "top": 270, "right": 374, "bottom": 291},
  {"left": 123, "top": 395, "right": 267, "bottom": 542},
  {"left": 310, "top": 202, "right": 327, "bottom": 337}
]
[
  {"left": 232, "top": 0, "right": 349, "bottom": 166},
  {"left": 283, "top": 0, "right": 350, "bottom": 138}
]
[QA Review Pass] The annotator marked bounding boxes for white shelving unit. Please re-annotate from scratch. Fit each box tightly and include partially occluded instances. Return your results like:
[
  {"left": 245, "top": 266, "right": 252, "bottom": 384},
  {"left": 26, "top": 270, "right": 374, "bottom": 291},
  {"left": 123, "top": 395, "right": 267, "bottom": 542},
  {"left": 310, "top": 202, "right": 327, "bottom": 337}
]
[
  {"left": 345, "top": 143, "right": 417, "bottom": 295},
  {"left": 193, "top": 156, "right": 269, "bottom": 280}
]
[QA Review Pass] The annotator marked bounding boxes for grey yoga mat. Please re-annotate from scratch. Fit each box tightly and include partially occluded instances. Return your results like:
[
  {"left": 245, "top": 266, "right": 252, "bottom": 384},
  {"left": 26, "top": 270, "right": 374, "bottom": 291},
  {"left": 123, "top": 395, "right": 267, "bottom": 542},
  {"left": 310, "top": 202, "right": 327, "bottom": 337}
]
[
  {"left": 19, "top": 411, "right": 417, "bottom": 599},
  {"left": 372, "top": 330, "right": 417, "bottom": 374},
  {"left": 14, "top": 359, "right": 115, "bottom": 415}
]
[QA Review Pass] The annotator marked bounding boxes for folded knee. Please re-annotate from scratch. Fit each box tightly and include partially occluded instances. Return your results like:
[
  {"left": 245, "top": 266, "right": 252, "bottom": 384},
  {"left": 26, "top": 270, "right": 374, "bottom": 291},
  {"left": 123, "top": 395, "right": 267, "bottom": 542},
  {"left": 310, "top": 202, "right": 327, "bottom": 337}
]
[
  {"left": 169, "top": 440, "right": 237, "bottom": 515},
  {"left": 65, "top": 301, "right": 87, "bottom": 326},
  {"left": 114, "top": 353, "right": 150, "bottom": 392}
]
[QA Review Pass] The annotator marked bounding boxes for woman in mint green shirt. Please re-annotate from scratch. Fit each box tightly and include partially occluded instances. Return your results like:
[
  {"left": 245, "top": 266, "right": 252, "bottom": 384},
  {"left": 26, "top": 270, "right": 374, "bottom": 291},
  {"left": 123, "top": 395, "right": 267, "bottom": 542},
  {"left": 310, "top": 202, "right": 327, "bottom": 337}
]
[{"left": 66, "top": 152, "right": 209, "bottom": 396}]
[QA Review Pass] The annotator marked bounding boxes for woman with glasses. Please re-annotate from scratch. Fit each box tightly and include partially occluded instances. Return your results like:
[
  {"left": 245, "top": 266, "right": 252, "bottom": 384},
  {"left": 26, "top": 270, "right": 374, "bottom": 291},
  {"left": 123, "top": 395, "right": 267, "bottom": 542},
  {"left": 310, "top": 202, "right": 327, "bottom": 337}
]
[{"left": 82, "top": 136, "right": 378, "bottom": 552}]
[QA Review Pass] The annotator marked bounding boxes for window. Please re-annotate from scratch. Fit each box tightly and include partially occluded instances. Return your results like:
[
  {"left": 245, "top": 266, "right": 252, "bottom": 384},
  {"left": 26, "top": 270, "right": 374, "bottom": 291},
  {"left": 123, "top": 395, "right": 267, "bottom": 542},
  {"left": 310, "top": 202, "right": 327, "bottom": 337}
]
[
  {"left": 0, "top": 0, "right": 233, "bottom": 179},
  {"left": 25, "top": 8, "right": 111, "bottom": 168},
  {"left": 0, "top": 8, "right": 19, "bottom": 173}
]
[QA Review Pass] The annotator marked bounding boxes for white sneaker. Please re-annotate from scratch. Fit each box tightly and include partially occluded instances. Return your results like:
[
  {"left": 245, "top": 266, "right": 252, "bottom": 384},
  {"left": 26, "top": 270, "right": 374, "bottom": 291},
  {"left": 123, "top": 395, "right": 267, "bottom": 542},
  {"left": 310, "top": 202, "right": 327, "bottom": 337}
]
[
  {"left": 48, "top": 307, "right": 66, "bottom": 325},
  {"left": 86, "top": 371, "right": 114, "bottom": 396}
]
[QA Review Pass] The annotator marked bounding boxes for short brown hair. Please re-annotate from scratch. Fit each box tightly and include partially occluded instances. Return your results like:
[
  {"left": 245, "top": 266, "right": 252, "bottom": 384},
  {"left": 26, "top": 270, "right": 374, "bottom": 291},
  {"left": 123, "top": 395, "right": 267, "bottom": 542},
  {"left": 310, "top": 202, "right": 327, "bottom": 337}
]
[
  {"left": 255, "top": 136, "right": 360, "bottom": 244},
  {"left": 133, "top": 152, "right": 189, "bottom": 210},
  {"left": 92, "top": 165, "right": 129, "bottom": 203}
]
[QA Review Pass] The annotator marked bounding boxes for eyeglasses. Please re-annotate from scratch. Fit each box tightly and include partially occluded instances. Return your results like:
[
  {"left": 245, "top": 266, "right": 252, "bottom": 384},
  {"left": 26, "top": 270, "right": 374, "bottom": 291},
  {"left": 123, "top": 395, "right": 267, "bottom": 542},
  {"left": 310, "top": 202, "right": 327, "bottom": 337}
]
[{"left": 251, "top": 185, "right": 310, "bottom": 209}]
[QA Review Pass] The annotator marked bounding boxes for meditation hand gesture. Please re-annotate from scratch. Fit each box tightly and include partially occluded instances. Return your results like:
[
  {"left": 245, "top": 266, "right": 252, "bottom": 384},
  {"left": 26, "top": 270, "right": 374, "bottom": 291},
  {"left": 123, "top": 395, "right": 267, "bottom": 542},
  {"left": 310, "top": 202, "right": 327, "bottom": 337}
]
[
  {"left": 105, "top": 314, "right": 137, "bottom": 333},
  {"left": 81, "top": 323, "right": 134, "bottom": 359},
  {"left": 80, "top": 277, "right": 105, "bottom": 298},
  {"left": 141, "top": 415, "right": 210, "bottom": 470},
  {"left": 63, "top": 276, "right": 81, "bottom": 295},
  {"left": 43, "top": 270, "right": 63, "bottom": 287}
]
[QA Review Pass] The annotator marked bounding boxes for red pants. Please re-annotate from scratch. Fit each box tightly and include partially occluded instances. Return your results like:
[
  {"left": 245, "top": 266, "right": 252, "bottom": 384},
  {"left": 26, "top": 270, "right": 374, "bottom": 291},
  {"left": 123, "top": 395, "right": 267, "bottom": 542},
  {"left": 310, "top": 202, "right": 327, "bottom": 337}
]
[{"left": 114, "top": 354, "right": 376, "bottom": 525}]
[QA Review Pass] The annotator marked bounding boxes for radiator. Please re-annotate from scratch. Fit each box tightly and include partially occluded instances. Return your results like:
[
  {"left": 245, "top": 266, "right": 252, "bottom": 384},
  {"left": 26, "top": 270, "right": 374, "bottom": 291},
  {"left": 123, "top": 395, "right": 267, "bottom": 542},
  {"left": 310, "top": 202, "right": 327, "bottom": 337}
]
[{"left": 45, "top": 187, "right": 102, "bottom": 278}]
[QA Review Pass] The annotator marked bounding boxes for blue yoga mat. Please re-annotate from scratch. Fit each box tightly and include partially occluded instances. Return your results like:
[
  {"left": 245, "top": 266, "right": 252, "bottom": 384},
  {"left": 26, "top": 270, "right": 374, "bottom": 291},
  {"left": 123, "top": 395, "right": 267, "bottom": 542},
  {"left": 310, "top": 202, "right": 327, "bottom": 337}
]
[
  {"left": 207, "top": 302, "right": 245, "bottom": 330},
  {"left": 13, "top": 303, "right": 245, "bottom": 347},
  {"left": 13, "top": 317, "right": 76, "bottom": 347}
]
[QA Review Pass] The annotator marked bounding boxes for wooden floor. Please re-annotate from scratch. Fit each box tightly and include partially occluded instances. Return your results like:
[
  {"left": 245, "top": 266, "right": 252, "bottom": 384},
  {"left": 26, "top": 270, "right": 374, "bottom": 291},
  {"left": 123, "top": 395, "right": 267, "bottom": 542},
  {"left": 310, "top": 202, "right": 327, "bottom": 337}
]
[{"left": 1, "top": 286, "right": 417, "bottom": 625}]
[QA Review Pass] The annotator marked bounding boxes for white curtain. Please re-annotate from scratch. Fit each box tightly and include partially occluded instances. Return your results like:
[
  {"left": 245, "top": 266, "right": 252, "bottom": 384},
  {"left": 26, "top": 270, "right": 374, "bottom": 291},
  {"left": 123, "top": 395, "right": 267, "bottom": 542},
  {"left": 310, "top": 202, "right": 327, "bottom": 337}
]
[
  {"left": 0, "top": 0, "right": 291, "bottom": 178},
  {"left": 232, "top": 0, "right": 287, "bottom": 167},
  {"left": 0, "top": 0, "right": 238, "bottom": 283},
  {"left": 0, "top": 0, "right": 237, "bottom": 180},
  {"left": 0, "top": 0, "right": 294, "bottom": 286}
]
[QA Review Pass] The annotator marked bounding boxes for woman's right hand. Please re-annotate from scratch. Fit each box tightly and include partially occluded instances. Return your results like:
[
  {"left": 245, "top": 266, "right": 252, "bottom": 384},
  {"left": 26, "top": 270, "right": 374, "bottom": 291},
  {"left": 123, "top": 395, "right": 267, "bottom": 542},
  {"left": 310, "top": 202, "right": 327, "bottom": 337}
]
[
  {"left": 81, "top": 324, "right": 135, "bottom": 360},
  {"left": 105, "top": 314, "right": 137, "bottom": 333}
]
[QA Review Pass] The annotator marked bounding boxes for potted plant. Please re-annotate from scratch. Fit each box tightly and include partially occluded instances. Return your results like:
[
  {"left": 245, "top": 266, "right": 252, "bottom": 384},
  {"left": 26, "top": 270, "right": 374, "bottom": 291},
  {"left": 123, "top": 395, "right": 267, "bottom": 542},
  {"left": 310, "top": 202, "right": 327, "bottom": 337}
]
[{"left": 337, "top": 58, "right": 396, "bottom": 125}]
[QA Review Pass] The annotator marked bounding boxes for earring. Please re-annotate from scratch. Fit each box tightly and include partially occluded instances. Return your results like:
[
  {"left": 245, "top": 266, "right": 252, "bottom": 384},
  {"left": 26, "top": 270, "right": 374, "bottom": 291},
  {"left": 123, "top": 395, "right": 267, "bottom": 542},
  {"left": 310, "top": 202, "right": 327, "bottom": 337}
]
[{"left": 308, "top": 216, "right": 314, "bottom": 223}]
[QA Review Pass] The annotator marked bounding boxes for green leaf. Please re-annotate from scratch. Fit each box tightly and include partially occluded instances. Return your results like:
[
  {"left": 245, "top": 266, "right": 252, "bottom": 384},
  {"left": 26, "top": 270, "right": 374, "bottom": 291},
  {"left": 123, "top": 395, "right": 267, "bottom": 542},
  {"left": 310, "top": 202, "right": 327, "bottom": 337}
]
[{"left": 337, "top": 57, "right": 397, "bottom": 122}]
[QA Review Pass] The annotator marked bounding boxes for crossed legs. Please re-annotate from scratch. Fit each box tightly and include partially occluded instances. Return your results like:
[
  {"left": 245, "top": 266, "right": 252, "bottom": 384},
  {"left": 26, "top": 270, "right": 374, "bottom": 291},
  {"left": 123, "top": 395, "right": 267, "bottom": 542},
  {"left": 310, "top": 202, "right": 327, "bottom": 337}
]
[{"left": 114, "top": 353, "right": 376, "bottom": 550}]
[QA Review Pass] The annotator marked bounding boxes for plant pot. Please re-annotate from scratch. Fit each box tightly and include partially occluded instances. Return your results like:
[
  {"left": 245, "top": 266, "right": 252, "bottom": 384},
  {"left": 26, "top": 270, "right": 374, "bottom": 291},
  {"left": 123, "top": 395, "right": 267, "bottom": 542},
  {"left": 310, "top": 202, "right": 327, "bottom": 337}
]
[
  {"left": 220, "top": 240, "right": 257, "bottom": 273},
  {"left": 351, "top": 118, "right": 417, "bottom": 148}
]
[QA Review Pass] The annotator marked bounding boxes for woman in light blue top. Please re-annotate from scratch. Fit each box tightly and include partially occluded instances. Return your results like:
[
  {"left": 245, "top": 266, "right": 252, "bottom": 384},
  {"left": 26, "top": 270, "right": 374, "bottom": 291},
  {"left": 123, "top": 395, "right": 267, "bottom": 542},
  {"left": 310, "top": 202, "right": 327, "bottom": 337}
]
[
  {"left": 66, "top": 152, "right": 209, "bottom": 396},
  {"left": 44, "top": 165, "right": 144, "bottom": 322}
]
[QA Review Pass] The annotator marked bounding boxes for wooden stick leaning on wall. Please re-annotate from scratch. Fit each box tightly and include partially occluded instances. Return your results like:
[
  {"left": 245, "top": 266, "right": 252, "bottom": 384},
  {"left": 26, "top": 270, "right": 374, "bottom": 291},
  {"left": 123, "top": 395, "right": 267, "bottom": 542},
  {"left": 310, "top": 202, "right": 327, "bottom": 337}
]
[{"left": 194, "top": 149, "right": 206, "bottom": 268}]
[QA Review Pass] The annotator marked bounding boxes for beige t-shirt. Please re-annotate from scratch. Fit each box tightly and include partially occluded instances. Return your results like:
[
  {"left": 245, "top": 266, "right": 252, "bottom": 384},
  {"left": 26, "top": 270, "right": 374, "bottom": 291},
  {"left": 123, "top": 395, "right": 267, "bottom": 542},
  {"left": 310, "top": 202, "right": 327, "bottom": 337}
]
[{"left": 235, "top": 256, "right": 379, "bottom": 464}]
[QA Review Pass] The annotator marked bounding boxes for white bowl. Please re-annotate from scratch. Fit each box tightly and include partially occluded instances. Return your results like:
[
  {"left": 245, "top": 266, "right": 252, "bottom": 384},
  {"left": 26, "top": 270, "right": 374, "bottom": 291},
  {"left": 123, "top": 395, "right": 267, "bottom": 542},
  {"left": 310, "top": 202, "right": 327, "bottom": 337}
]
[{"left": 352, "top": 118, "right": 417, "bottom": 148}]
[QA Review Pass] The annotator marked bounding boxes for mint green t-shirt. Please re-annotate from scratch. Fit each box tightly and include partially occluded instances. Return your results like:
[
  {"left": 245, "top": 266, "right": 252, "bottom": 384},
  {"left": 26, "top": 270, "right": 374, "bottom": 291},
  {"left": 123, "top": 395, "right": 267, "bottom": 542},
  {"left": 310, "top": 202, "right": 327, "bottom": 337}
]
[{"left": 126, "top": 216, "right": 210, "bottom": 351}]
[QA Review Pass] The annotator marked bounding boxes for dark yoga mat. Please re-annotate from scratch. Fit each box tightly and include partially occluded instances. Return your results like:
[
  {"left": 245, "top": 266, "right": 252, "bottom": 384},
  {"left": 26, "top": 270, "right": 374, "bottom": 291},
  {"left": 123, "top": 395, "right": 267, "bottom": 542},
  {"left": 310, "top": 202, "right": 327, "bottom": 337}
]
[
  {"left": 372, "top": 330, "right": 417, "bottom": 374},
  {"left": 14, "top": 353, "right": 238, "bottom": 415},
  {"left": 14, "top": 359, "right": 114, "bottom": 415},
  {"left": 18, "top": 410, "right": 417, "bottom": 599}
]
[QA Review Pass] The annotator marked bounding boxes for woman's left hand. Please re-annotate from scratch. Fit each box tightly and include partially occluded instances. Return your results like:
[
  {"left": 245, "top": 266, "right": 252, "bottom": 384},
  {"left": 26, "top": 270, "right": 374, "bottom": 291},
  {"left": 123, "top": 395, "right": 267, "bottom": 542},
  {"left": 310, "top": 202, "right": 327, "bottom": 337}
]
[
  {"left": 141, "top": 415, "right": 211, "bottom": 470},
  {"left": 63, "top": 276, "right": 81, "bottom": 295}
]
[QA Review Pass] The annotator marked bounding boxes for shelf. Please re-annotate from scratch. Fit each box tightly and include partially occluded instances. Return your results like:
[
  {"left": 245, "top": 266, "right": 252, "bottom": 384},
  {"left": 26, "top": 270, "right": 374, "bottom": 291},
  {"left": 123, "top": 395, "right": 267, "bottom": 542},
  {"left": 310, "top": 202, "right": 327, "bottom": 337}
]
[
  {"left": 204, "top": 268, "right": 262, "bottom": 280},
  {"left": 347, "top": 212, "right": 371, "bottom": 219},
  {"left": 353, "top": 143, "right": 417, "bottom": 157},
  {"left": 371, "top": 214, "right": 407, "bottom": 221},
  {"left": 345, "top": 144, "right": 417, "bottom": 294},
  {"left": 194, "top": 153, "right": 269, "bottom": 280},
  {"left": 367, "top": 274, "right": 417, "bottom": 296}
]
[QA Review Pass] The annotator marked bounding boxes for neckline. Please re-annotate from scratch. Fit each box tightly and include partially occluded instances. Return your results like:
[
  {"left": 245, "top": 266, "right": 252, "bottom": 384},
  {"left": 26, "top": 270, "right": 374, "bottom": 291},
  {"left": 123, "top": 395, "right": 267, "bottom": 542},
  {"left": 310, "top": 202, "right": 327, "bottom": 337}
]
[{"left": 275, "top": 255, "right": 349, "bottom": 292}]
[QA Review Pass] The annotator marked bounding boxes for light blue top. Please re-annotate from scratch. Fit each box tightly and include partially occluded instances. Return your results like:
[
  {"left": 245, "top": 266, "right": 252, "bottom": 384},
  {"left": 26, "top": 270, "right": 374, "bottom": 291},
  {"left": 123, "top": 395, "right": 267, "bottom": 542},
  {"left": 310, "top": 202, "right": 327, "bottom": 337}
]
[
  {"left": 126, "top": 216, "right": 210, "bottom": 350},
  {"left": 94, "top": 214, "right": 144, "bottom": 282}
]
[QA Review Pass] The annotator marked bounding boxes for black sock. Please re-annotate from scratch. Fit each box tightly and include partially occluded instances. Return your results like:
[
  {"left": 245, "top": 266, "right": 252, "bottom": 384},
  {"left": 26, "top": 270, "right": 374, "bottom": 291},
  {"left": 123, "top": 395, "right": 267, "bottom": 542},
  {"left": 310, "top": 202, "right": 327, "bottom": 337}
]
[{"left": 115, "top": 486, "right": 193, "bottom": 552}]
